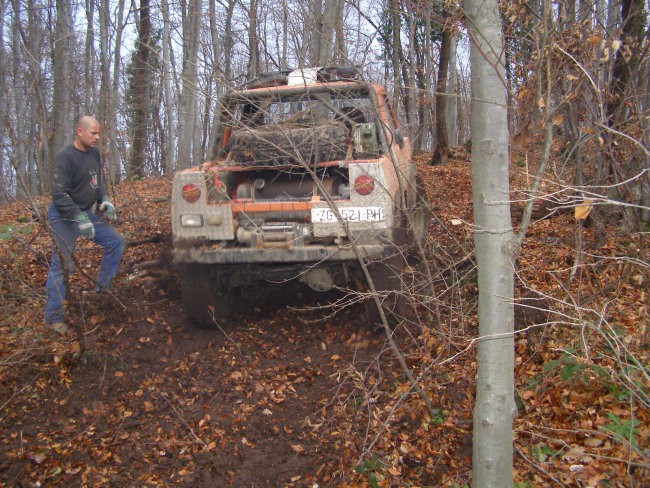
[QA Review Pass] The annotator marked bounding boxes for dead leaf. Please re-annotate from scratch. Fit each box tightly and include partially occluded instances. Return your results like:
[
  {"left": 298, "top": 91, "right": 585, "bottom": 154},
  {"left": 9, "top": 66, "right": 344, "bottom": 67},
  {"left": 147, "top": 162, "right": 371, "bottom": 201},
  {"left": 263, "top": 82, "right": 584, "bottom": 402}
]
[
  {"left": 588, "top": 35, "right": 602, "bottom": 45},
  {"left": 563, "top": 446, "right": 585, "bottom": 461},
  {"left": 575, "top": 199, "right": 593, "bottom": 221},
  {"left": 143, "top": 401, "right": 154, "bottom": 413},
  {"left": 552, "top": 114, "right": 564, "bottom": 126},
  {"left": 291, "top": 444, "right": 305, "bottom": 454},
  {"left": 29, "top": 452, "right": 47, "bottom": 464}
]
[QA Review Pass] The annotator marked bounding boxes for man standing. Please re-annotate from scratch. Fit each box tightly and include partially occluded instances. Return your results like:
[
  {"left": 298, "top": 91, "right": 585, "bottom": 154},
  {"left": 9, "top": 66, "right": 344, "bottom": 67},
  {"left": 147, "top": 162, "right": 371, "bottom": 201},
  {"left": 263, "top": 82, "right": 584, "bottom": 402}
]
[{"left": 44, "top": 116, "right": 124, "bottom": 334}]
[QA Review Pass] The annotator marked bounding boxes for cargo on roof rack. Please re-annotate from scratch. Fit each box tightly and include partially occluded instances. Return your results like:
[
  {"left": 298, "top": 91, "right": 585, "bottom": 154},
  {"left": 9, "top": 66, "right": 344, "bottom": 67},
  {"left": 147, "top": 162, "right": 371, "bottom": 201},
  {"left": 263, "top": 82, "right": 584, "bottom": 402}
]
[{"left": 246, "top": 66, "right": 361, "bottom": 89}]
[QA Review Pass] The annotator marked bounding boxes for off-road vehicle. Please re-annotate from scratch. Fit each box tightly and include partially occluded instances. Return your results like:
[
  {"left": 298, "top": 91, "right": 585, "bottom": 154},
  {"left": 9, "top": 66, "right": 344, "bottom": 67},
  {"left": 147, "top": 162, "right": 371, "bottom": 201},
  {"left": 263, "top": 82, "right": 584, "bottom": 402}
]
[{"left": 171, "top": 67, "right": 428, "bottom": 327}]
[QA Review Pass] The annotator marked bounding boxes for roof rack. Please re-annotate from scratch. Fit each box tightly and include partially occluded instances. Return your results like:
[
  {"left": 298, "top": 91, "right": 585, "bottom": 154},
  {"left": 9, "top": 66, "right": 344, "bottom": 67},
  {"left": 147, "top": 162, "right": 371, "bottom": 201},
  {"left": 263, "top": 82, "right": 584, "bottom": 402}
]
[{"left": 244, "top": 66, "right": 361, "bottom": 89}]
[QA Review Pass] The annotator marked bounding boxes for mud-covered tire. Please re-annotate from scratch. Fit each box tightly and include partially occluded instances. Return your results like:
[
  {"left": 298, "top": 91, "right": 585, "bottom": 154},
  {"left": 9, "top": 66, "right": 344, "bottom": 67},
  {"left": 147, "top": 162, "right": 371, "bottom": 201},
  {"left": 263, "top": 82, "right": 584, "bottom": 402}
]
[
  {"left": 180, "top": 264, "right": 237, "bottom": 328},
  {"left": 364, "top": 254, "right": 408, "bottom": 327}
]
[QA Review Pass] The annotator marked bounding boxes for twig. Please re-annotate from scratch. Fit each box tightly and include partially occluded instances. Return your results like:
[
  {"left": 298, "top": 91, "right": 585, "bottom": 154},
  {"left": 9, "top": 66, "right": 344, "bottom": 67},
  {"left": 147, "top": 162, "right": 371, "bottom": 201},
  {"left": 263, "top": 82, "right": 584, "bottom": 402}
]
[
  {"left": 514, "top": 445, "right": 565, "bottom": 487},
  {"left": 157, "top": 392, "right": 206, "bottom": 446}
]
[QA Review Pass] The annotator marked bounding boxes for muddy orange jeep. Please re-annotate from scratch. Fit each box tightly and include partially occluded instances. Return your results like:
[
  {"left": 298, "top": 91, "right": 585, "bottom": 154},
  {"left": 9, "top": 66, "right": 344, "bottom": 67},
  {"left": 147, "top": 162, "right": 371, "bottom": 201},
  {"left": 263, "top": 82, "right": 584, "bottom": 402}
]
[{"left": 171, "top": 67, "right": 428, "bottom": 327}]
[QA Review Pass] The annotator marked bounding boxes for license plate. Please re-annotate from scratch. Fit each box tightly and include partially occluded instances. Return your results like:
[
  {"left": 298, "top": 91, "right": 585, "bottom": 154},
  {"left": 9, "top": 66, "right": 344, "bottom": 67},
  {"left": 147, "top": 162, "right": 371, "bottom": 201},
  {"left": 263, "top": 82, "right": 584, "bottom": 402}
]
[{"left": 311, "top": 206, "right": 384, "bottom": 223}]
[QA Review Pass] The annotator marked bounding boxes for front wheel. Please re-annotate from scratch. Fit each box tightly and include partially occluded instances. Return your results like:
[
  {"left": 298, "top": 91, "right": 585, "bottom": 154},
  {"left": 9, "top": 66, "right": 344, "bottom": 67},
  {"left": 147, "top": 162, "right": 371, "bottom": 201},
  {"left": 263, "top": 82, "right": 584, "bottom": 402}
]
[{"left": 180, "top": 264, "right": 237, "bottom": 328}]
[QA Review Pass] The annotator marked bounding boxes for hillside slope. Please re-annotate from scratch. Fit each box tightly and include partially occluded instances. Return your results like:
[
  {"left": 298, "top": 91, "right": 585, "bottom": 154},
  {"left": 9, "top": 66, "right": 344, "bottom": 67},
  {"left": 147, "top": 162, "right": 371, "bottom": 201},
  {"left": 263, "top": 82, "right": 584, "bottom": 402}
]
[{"left": 0, "top": 152, "right": 647, "bottom": 486}]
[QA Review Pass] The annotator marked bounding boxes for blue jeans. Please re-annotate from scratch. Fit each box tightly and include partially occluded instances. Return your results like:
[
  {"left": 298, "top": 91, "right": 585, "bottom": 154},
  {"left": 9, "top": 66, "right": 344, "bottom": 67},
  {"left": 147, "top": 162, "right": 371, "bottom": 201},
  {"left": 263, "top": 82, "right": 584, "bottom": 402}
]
[{"left": 44, "top": 203, "right": 125, "bottom": 323}]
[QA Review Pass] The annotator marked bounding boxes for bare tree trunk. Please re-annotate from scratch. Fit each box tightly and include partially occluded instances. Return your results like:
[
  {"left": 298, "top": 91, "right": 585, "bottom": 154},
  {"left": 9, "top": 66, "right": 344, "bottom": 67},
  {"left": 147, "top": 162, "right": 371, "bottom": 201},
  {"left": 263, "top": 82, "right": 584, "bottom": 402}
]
[
  {"left": 405, "top": 6, "right": 417, "bottom": 144},
  {"left": 431, "top": 28, "right": 452, "bottom": 165},
  {"left": 641, "top": 62, "right": 650, "bottom": 224},
  {"left": 109, "top": 0, "right": 126, "bottom": 183},
  {"left": 281, "top": 0, "right": 288, "bottom": 67},
  {"left": 223, "top": 0, "right": 236, "bottom": 81},
  {"left": 446, "top": 34, "right": 458, "bottom": 147},
  {"left": 84, "top": 0, "right": 96, "bottom": 113},
  {"left": 50, "top": 0, "right": 74, "bottom": 168},
  {"left": 98, "top": 0, "right": 112, "bottom": 177},
  {"left": 423, "top": 12, "right": 435, "bottom": 149},
  {"left": 334, "top": 0, "right": 346, "bottom": 63},
  {"left": 127, "top": 0, "right": 152, "bottom": 177},
  {"left": 176, "top": 0, "right": 202, "bottom": 168},
  {"left": 607, "top": 0, "right": 643, "bottom": 122},
  {"left": 21, "top": 0, "right": 49, "bottom": 193},
  {"left": 390, "top": 0, "right": 402, "bottom": 113},
  {"left": 98, "top": 0, "right": 110, "bottom": 124},
  {"left": 307, "top": 0, "right": 323, "bottom": 65},
  {"left": 0, "top": 0, "right": 7, "bottom": 195},
  {"left": 161, "top": 0, "right": 175, "bottom": 173},
  {"left": 208, "top": 0, "right": 234, "bottom": 156},
  {"left": 247, "top": 0, "right": 260, "bottom": 80},
  {"left": 10, "top": 7, "right": 28, "bottom": 196},
  {"left": 465, "top": 0, "right": 516, "bottom": 485},
  {"left": 318, "top": 0, "right": 338, "bottom": 65}
]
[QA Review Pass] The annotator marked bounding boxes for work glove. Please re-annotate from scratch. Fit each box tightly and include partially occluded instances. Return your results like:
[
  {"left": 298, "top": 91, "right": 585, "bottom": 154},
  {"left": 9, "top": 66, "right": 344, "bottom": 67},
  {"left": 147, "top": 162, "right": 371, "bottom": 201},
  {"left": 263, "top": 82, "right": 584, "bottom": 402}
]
[
  {"left": 75, "top": 212, "right": 95, "bottom": 240},
  {"left": 99, "top": 197, "right": 117, "bottom": 221}
]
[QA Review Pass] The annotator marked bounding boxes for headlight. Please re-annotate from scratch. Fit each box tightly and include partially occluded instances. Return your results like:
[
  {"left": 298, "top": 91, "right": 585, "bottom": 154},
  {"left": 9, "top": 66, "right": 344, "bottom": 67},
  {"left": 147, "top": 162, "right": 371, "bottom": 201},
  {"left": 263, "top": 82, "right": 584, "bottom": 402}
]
[
  {"left": 182, "top": 183, "right": 201, "bottom": 203},
  {"left": 354, "top": 175, "right": 374, "bottom": 195},
  {"left": 180, "top": 214, "right": 203, "bottom": 227}
]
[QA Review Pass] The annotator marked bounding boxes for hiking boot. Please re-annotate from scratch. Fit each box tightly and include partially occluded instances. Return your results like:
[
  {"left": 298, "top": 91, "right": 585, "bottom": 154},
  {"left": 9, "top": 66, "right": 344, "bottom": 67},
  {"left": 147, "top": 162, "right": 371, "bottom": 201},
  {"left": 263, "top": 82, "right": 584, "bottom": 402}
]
[{"left": 50, "top": 321, "right": 72, "bottom": 335}]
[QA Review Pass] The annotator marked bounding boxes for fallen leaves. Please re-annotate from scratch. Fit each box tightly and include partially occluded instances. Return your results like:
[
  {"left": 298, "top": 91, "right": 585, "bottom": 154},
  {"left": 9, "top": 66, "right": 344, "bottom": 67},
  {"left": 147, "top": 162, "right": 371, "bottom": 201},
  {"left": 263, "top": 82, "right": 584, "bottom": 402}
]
[{"left": 1, "top": 159, "right": 647, "bottom": 488}]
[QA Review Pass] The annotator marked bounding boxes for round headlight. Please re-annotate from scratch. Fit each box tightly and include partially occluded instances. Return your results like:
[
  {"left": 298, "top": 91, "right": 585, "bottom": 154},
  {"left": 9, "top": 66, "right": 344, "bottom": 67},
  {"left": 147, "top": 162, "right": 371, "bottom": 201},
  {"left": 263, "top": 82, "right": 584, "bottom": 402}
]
[
  {"left": 182, "top": 183, "right": 201, "bottom": 203},
  {"left": 354, "top": 175, "right": 374, "bottom": 195}
]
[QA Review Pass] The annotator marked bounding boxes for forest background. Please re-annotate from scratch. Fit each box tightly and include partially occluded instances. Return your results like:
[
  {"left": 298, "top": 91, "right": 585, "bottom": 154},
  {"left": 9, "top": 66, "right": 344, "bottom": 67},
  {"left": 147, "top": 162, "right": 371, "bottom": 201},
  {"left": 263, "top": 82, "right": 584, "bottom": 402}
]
[{"left": 1, "top": 0, "right": 648, "bottom": 215}]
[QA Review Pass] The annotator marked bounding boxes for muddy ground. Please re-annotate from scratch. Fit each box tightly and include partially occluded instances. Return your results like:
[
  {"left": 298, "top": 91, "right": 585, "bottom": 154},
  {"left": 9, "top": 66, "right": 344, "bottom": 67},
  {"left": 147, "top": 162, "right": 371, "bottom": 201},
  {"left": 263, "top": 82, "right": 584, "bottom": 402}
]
[{"left": 1, "top": 272, "right": 414, "bottom": 486}]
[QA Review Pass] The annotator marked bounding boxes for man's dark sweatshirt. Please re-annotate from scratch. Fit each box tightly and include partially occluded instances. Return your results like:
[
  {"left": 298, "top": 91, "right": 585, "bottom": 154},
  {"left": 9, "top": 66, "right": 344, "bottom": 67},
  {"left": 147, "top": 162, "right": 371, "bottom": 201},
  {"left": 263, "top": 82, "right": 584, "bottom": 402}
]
[{"left": 51, "top": 144, "right": 107, "bottom": 220}]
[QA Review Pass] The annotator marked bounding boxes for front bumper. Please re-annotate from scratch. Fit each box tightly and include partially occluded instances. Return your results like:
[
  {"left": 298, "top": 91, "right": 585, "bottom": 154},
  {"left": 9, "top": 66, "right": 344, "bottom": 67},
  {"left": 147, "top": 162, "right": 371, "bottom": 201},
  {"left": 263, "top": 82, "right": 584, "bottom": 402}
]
[{"left": 172, "top": 243, "right": 394, "bottom": 264}]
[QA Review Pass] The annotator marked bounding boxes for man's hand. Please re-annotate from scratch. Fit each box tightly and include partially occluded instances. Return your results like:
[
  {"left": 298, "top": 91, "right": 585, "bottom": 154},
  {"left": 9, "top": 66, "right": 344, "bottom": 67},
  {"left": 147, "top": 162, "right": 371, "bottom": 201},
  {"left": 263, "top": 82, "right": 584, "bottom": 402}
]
[
  {"left": 99, "top": 198, "right": 117, "bottom": 221},
  {"left": 75, "top": 212, "right": 95, "bottom": 240}
]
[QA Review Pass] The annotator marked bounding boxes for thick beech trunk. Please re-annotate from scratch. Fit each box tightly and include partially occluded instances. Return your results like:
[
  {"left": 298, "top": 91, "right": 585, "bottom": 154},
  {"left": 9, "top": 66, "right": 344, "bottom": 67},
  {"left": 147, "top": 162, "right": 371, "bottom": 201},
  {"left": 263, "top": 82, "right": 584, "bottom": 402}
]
[{"left": 465, "top": 0, "right": 516, "bottom": 485}]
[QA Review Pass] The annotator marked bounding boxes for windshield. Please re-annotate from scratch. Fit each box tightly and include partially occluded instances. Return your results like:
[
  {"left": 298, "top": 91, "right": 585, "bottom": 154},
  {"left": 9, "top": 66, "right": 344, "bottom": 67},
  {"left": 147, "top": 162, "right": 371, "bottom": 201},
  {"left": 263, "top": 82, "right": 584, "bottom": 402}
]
[{"left": 224, "top": 88, "right": 375, "bottom": 128}]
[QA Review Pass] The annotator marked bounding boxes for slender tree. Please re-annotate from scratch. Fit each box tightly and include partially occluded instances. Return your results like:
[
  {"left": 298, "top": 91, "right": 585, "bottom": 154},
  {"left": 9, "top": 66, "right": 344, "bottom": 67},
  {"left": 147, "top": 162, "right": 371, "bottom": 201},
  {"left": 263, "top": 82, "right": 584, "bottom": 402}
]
[
  {"left": 127, "top": 0, "right": 152, "bottom": 177},
  {"left": 247, "top": 0, "right": 260, "bottom": 79},
  {"left": 161, "top": 0, "right": 176, "bottom": 173},
  {"left": 49, "top": 0, "right": 74, "bottom": 181},
  {"left": 446, "top": 34, "right": 458, "bottom": 147},
  {"left": 431, "top": 27, "right": 452, "bottom": 164},
  {"left": 83, "top": 0, "right": 96, "bottom": 112},
  {"left": 176, "top": 0, "right": 202, "bottom": 168},
  {"left": 465, "top": 0, "right": 516, "bottom": 485}
]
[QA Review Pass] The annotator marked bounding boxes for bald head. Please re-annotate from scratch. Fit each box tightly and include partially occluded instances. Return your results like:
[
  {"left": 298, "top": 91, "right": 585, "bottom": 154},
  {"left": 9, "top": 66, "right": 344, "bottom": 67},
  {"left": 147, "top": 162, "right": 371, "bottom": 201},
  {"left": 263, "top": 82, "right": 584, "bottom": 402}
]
[
  {"left": 76, "top": 116, "right": 99, "bottom": 131},
  {"left": 74, "top": 116, "right": 101, "bottom": 151}
]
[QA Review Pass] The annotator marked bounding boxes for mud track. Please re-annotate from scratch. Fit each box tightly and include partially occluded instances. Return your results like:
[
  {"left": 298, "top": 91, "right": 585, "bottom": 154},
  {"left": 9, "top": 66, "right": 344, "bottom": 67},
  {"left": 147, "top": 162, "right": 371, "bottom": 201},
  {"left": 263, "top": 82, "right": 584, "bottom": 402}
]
[{"left": 1, "top": 279, "right": 384, "bottom": 487}]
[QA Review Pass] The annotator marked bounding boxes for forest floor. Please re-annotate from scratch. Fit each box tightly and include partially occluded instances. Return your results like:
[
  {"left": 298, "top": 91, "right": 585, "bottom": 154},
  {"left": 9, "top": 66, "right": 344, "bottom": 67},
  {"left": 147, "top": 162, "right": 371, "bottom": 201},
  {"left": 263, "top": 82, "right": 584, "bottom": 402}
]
[{"left": 0, "top": 147, "right": 648, "bottom": 487}]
